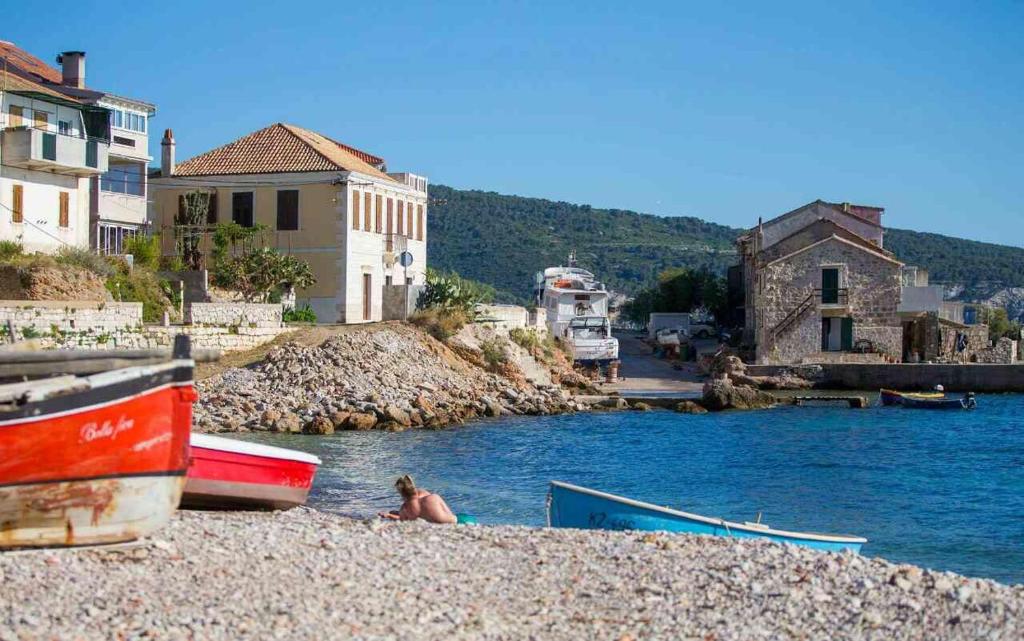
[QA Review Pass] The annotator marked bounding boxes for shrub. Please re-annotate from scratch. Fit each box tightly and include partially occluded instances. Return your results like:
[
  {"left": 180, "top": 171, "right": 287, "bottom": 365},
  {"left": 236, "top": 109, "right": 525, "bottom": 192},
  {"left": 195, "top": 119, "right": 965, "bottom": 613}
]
[
  {"left": 283, "top": 304, "right": 317, "bottom": 323},
  {"left": 410, "top": 307, "right": 471, "bottom": 341},
  {"left": 417, "top": 268, "right": 495, "bottom": 314},
  {"left": 124, "top": 234, "right": 161, "bottom": 271},
  {"left": 480, "top": 337, "right": 509, "bottom": 370},
  {"left": 54, "top": 246, "right": 116, "bottom": 278},
  {"left": 106, "top": 266, "right": 175, "bottom": 323},
  {"left": 509, "top": 327, "right": 542, "bottom": 351},
  {"left": 214, "top": 247, "right": 315, "bottom": 302},
  {"left": 0, "top": 239, "right": 23, "bottom": 262}
]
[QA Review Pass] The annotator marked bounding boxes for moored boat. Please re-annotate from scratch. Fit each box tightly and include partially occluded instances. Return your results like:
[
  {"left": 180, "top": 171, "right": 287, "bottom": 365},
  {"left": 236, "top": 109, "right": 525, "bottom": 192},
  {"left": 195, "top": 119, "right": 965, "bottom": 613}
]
[
  {"left": 547, "top": 481, "right": 866, "bottom": 553},
  {"left": 879, "top": 388, "right": 943, "bottom": 406},
  {"left": 0, "top": 340, "right": 196, "bottom": 548},
  {"left": 183, "top": 434, "right": 321, "bottom": 510},
  {"left": 879, "top": 389, "right": 976, "bottom": 409}
]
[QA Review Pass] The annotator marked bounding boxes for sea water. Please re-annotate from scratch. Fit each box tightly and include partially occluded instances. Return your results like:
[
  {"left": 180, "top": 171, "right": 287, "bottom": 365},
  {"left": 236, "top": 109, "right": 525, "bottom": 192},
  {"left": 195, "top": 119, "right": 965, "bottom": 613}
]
[{"left": 242, "top": 394, "right": 1024, "bottom": 584}]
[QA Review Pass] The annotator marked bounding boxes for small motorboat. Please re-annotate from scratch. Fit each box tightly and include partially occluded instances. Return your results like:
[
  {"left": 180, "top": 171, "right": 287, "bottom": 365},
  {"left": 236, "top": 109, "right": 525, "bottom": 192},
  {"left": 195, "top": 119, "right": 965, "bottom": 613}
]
[
  {"left": 0, "top": 337, "right": 197, "bottom": 548},
  {"left": 546, "top": 481, "right": 866, "bottom": 553},
  {"left": 183, "top": 434, "right": 321, "bottom": 510},
  {"left": 879, "top": 388, "right": 943, "bottom": 406}
]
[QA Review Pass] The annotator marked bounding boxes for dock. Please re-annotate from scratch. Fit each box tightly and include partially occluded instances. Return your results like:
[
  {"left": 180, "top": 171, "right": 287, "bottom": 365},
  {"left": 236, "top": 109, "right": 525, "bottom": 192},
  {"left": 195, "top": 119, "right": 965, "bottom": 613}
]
[{"left": 791, "top": 395, "right": 869, "bottom": 408}]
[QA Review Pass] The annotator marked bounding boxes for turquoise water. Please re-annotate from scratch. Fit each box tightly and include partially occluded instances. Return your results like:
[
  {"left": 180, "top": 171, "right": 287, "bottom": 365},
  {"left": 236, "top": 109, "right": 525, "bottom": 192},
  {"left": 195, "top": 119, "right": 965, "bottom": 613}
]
[{"left": 242, "top": 395, "right": 1024, "bottom": 585}]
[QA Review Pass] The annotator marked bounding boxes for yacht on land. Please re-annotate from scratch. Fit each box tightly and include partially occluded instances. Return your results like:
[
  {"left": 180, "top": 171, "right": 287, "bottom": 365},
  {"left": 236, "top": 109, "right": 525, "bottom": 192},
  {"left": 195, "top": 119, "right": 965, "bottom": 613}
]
[{"left": 534, "top": 252, "right": 619, "bottom": 366}]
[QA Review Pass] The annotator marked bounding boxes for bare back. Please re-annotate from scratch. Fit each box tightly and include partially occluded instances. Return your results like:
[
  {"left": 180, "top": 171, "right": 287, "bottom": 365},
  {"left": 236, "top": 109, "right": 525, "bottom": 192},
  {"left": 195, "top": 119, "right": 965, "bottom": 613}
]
[{"left": 398, "top": 490, "right": 457, "bottom": 524}]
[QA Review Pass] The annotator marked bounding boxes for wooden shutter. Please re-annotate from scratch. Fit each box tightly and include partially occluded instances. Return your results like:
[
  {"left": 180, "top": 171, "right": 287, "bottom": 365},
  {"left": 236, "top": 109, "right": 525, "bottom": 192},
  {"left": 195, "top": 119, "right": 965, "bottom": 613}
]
[
  {"left": 8, "top": 105, "right": 23, "bottom": 128},
  {"left": 821, "top": 268, "right": 839, "bottom": 304},
  {"left": 276, "top": 190, "right": 299, "bottom": 230},
  {"left": 207, "top": 191, "right": 218, "bottom": 224},
  {"left": 841, "top": 318, "right": 854, "bottom": 351},
  {"left": 11, "top": 185, "right": 23, "bottom": 223},
  {"left": 417, "top": 204, "right": 424, "bottom": 241},
  {"left": 375, "top": 195, "right": 383, "bottom": 233},
  {"left": 34, "top": 110, "right": 49, "bottom": 130},
  {"left": 364, "top": 192, "right": 372, "bottom": 231},
  {"left": 407, "top": 201, "right": 413, "bottom": 238},
  {"left": 386, "top": 198, "right": 393, "bottom": 233},
  {"left": 352, "top": 190, "right": 361, "bottom": 230},
  {"left": 58, "top": 192, "right": 69, "bottom": 228}
]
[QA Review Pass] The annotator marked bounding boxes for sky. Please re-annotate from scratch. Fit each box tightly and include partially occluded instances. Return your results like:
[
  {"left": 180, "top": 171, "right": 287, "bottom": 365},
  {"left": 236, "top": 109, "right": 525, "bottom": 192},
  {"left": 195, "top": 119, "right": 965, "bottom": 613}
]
[{"left": 5, "top": 1, "right": 1022, "bottom": 244}]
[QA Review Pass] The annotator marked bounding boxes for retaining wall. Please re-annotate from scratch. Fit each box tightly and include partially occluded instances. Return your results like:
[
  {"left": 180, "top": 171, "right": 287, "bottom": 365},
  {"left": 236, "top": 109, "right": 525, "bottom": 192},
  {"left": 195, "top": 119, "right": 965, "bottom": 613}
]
[
  {"left": 186, "top": 303, "right": 282, "bottom": 328},
  {"left": 747, "top": 363, "right": 1024, "bottom": 392}
]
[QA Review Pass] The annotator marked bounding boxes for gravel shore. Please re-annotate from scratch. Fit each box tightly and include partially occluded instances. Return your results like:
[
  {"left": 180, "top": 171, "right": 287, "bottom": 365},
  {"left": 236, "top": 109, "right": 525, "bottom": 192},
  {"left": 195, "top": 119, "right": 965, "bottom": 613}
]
[{"left": 2, "top": 509, "right": 1020, "bottom": 640}]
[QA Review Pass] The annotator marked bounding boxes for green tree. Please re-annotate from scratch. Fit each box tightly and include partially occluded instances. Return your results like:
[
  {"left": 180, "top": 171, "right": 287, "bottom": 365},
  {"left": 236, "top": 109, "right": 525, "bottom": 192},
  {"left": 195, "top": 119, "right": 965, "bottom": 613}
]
[{"left": 217, "top": 247, "right": 316, "bottom": 303}]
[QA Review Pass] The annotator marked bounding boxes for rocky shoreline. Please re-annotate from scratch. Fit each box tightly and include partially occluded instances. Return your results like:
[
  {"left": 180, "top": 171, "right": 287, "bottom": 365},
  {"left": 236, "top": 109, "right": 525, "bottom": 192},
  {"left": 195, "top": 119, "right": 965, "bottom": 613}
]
[
  {"left": 2, "top": 509, "right": 1019, "bottom": 640},
  {"left": 193, "top": 323, "right": 590, "bottom": 434}
]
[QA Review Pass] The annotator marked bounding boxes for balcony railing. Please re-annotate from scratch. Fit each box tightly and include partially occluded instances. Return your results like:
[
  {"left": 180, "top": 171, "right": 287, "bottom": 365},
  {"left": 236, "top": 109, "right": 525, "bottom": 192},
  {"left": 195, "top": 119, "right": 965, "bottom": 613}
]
[
  {"left": 817, "top": 287, "right": 849, "bottom": 306},
  {"left": 383, "top": 233, "right": 409, "bottom": 254},
  {"left": 0, "top": 127, "right": 109, "bottom": 176}
]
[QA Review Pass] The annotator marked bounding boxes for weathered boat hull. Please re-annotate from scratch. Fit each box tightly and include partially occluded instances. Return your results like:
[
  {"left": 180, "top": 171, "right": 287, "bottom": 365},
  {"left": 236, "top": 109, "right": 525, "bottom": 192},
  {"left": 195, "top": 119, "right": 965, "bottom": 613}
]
[
  {"left": 898, "top": 395, "right": 972, "bottom": 410},
  {"left": 879, "top": 389, "right": 944, "bottom": 407},
  {"left": 547, "top": 481, "right": 866, "bottom": 553},
  {"left": 183, "top": 434, "right": 320, "bottom": 510},
  {"left": 0, "top": 360, "right": 195, "bottom": 548}
]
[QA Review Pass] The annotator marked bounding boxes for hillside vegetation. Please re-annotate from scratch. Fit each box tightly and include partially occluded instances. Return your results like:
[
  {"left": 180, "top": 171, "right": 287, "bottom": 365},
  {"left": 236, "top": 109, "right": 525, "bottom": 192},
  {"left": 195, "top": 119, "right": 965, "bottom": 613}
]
[{"left": 427, "top": 185, "right": 1024, "bottom": 303}]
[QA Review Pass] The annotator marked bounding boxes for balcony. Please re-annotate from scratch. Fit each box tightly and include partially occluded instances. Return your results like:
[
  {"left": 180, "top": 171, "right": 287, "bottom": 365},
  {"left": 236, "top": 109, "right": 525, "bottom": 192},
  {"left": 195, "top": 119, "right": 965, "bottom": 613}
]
[
  {"left": 383, "top": 233, "right": 409, "bottom": 255},
  {"left": 818, "top": 287, "right": 850, "bottom": 315},
  {"left": 1, "top": 127, "right": 109, "bottom": 176}
]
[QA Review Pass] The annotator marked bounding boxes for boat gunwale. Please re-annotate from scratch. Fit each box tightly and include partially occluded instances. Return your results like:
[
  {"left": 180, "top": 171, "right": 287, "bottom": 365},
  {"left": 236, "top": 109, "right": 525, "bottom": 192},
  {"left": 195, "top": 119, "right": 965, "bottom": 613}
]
[
  {"left": 190, "top": 433, "right": 322, "bottom": 465},
  {"left": 550, "top": 481, "right": 867, "bottom": 544}
]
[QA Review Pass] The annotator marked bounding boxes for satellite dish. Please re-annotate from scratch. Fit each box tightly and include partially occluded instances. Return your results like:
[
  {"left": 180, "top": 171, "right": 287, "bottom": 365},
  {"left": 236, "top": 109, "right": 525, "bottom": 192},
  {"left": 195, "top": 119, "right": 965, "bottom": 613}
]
[
  {"left": 534, "top": 271, "right": 545, "bottom": 285},
  {"left": 398, "top": 251, "right": 414, "bottom": 267}
]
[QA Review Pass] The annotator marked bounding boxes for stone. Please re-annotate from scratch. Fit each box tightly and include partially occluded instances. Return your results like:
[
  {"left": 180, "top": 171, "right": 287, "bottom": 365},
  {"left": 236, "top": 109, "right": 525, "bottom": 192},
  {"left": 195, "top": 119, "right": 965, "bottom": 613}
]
[
  {"left": 345, "top": 412, "right": 378, "bottom": 431},
  {"left": 630, "top": 402, "right": 652, "bottom": 411},
  {"left": 329, "top": 411, "right": 352, "bottom": 429},
  {"left": 260, "top": 409, "right": 282, "bottom": 426},
  {"left": 598, "top": 397, "right": 629, "bottom": 410},
  {"left": 674, "top": 400, "right": 708, "bottom": 414},
  {"left": 275, "top": 412, "right": 303, "bottom": 433},
  {"left": 701, "top": 379, "right": 775, "bottom": 411},
  {"left": 484, "top": 400, "right": 503, "bottom": 417},
  {"left": 383, "top": 405, "right": 411, "bottom": 427},
  {"left": 303, "top": 416, "right": 334, "bottom": 435}
]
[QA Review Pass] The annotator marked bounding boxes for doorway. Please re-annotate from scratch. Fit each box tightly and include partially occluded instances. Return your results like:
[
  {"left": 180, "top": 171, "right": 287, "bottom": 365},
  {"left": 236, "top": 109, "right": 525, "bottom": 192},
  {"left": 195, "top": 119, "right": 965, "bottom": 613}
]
[
  {"left": 362, "top": 273, "right": 372, "bottom": 321},
  {"left": 821, "top": 317, "right": 853, "bottom": 351}
]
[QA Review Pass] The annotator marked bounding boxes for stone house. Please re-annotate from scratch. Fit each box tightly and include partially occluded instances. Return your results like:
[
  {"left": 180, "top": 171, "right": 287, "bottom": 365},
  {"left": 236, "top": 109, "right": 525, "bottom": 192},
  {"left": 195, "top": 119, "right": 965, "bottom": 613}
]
[
  {"left": 149, "top": 123, "right": 428, "bottom": 324},
  {"left": 735, "top": 200, "right": 904, "bottom": 364}
]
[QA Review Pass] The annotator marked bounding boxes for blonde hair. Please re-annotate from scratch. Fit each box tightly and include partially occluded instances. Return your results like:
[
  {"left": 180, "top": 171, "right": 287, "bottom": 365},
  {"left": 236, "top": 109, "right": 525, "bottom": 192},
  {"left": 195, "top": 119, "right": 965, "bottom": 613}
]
[{"left": 395, "top": 475, "right": 417, "bottom": 499}]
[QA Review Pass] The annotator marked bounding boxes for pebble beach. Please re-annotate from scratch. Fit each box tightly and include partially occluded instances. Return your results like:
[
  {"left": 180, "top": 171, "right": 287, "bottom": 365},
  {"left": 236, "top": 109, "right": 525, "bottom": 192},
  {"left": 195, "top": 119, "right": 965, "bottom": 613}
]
[{"left": 2, "top": 508, "right": 1020, "bottom": 640}]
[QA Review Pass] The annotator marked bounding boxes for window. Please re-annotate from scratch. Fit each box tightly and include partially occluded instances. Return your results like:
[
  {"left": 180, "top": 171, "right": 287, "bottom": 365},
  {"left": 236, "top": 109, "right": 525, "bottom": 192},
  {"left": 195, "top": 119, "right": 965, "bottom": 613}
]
[
  {"left": 277, "top": 190, "right": 299, "bottom": 230},
  {"left": 406, "top": 201, "right": 413, "bottom": 238},
  {"left": 352, "top": 190, "right": 361, "bottom": 230},
  {"left": 375, "top": 195, "right": 383, "bottom": 233},
  {"left": 58, "top": 120, "right": 71, "bottom": 136},
  {"left": 8, "top": 105, "right": 23, "bottom": 127},
  {"left": 232, "top": 192, "right": 254, "bottom": 227},
  {"left": 417, "top": 204, "right": 424, "bottom": 241},
  {"left": 396, "top": 200, "right": 403, "bottom": 235},
  {"left": 108, "top": 108, "right": 146, "bottom": 133},
  {"left": 58, "top": 192, "right": 69, "bottom": 228},
  {"left": 821, "top": 268, "right": 840, "bottom": 304},
  {"left": 100, "top": 160, "right": 145, "bottom": 197},
  {"left": 364, "top": 192, "right": 371, "bottom": 231},
  {"left": 11, "top": 185, "right": 23, "bottom": 223},
  {"left": 34, "top": 110, "right": 49, "bottom": 130},
  {"left": 205, "top": 193, "right": 218, "bottom": 224}
]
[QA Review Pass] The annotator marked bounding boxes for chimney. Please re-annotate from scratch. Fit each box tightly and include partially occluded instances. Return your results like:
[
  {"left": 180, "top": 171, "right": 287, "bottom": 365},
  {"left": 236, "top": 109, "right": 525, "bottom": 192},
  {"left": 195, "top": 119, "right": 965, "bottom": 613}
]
[
  {"left": 161, "top": 129, "right": 176, "bottom": 177},
  {"left": 56, "top": 51, "right": 86, "bottom": 88}
]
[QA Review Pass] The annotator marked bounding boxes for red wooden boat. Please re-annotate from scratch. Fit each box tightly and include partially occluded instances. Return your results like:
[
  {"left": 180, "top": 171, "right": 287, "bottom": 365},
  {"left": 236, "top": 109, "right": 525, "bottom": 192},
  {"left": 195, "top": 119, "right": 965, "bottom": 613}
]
[
  {"left": 183, "top": 434, "right": 320, "bottom": 510},
  {"left": 0, "top": 345, "right": 196, "bottom": 548}
]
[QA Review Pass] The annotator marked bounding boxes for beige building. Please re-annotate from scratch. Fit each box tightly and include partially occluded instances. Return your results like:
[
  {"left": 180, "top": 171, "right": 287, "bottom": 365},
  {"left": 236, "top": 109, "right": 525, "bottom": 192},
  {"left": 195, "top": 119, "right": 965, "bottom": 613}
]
[
  {"left": 735, "top": 200, "right": 904, "bottom": 364},
  {"left": 149, "top": 123, "right": 428, "bottom": 323}
]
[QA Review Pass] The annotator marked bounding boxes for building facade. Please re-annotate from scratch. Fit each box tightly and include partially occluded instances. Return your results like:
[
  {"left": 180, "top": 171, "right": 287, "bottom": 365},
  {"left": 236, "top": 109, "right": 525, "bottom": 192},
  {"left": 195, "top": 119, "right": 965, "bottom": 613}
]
[
  {"left": 149, "top": 123, "right": 428, "bottom": 323},
  {"left": 0, "top": 42, "right": 154, "bottom": 255},
  {"left": 736, "top": 200, "right": 904, "bottom": 364}
]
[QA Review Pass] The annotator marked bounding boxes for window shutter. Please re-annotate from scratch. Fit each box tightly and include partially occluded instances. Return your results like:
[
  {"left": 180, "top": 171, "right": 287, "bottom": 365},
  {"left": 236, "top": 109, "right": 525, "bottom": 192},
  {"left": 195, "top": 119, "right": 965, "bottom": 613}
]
[
  {"left": 34, "top": 110, "right": 49, "bottom": 130},
  {"left": 207, "top": 191, "right": 218, "bottom": 225},
  {"left": 417, "top": 204, "right": 424, "bottom": 241},
  {"left": 352, "top": 190, "right": 361, "bottom": 230},
  {"left": 276, "top": 190, "right": 299, "bottom": 231},
  {"left": 407, "top": 201, "right": 413, "bottom": 238},
  {"left": 375, "top": 195, "right": 383, "bottom": 233},
  {"left": 364, "top": 193, "right": 372, "bottom": 231},
  {"left": 12, "top": 185, "right": 23, "bottom": 223},
  {"left": 59, "top": 192, "right": 69, "bottom": 228},
  {"left": 8, "top": 105, "right": 23, "bottom": 128},
  {"left": 841, "top": 317, "right": 854, "bottom": 351}
]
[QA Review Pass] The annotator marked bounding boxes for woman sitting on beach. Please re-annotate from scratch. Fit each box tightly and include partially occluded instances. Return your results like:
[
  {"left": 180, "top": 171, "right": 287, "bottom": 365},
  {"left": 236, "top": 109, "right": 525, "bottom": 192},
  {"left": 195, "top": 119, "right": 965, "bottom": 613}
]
[{"left": 378, "top": 475, "right": 457, "bottom": 524}]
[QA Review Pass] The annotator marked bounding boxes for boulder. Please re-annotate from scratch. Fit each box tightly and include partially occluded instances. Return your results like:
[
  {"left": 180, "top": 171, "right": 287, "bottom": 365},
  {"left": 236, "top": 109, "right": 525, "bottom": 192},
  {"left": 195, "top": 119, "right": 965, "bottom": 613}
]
[
  {"left": 630, "top": 402, "right": 652, "bottom": 411},
  {"left": 484, "top": 399, "right": 503, "bottom": 417},
  {"left": 260, "top": 409, "right": 282, "bottom": 429},
  {"left": 275, "top": 412, "right": 303, "bottom": 433},
  {"left": 383, "top": 405, "right": 412, "bottom": 427},
  {"left": 674, "top": 400, "right": 708, "bottom": 414},
  {"left": 701, "top": 379, "right": 775, "bottom": 411},
  {"left": 329, "top": 411, "right": 352, "bottom": 429},
  {"left": 303, "top": 416, "right": 334, "bottom": 435},
  {"left": 345, "top": 412, "right": 378, "bottom": 431},
  {"left": 598, "top": 397, "right": 629, "bottom": 410}
]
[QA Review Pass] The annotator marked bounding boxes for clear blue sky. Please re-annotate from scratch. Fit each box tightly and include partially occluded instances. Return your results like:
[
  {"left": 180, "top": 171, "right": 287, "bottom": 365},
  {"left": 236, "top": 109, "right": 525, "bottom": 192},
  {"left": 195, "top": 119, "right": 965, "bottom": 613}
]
[{"left": 7, "top": 1, "right": 1022, "bottom": 243}]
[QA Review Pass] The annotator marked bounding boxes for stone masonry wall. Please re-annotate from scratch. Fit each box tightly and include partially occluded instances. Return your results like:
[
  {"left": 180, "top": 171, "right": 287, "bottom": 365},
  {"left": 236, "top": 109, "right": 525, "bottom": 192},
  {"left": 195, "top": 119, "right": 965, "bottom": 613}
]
[
  {"left": 761, "top": 238, "right": 901, "bottom": 364},
  {"left": 186, "top": 303, "right": 282, "bottom": 328},
  {"left": 0, "top": 300, "right": 143, "bottom": 344}
]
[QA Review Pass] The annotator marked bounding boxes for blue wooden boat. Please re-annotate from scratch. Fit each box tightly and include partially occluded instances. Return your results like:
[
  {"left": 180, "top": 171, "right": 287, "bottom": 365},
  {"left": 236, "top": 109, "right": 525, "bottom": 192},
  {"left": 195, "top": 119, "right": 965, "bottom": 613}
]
[
  {"left": 546, "top": 481, "right": 867, "bottom": 553},
  {"left": 898, "top": 393, "right": 976, "bottom": 409}
]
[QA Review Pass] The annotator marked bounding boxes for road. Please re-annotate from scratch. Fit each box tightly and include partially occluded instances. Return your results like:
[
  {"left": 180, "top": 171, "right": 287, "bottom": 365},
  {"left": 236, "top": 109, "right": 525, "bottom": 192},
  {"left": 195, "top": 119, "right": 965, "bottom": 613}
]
[{"left": 602, "top": 332, "right": 708, "bottom": 396}]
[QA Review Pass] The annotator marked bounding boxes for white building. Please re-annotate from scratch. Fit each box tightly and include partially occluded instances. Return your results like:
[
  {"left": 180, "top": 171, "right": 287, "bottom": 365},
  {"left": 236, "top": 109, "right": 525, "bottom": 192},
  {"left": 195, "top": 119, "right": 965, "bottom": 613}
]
[
  {"left": 0, "top": 42, "right": 155, "bottom": 255},
  {"left": 149, "top": 123, "right": 428, "bottom": 323}
]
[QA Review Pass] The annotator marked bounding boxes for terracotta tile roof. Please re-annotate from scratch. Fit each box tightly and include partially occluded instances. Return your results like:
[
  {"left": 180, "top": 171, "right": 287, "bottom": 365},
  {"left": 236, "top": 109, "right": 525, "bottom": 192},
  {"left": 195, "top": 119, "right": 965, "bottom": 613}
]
[
  {"left": 0, "top": 40, "right": 62, "bottom": 84},
  {"left": 172, "top": 123, "right": 395, "bottom": 181},
  {"left": 0, "top": 66, "right": 80, "bottom": 102}
]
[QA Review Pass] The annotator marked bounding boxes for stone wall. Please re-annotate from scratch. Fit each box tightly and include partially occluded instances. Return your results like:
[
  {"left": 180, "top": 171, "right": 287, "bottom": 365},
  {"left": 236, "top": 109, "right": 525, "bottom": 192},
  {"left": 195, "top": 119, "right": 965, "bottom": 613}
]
[
  {"left": 938, "top": 323, "right": 990, "bottom": 362},
  {"left": 760, "top": 237, "right": 901, "bottom": 364},
  {"left": 747, "top": 362, "right": 1024, "bottom": 393},
  {"left": 974, "top": 337, "right": 1018, "bottom": 364},
  {"left": 475, "top": 304, "right": 533, "bottom": 333},
  {"left": 0, "top": 300, "right": 143, "bottom": 345},
  {"left": 186, "top": 303, "right": 282, "bottom": 328}
]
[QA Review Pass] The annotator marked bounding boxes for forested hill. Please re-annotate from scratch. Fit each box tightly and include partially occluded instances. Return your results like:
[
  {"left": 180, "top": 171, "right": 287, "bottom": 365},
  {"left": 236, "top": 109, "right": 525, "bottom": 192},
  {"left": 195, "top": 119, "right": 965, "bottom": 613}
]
[
  {"left": 426, "top": 184, "right": 1024, "bottom": 302},
  {"left": 426, "top": 185, "right": 741, "bottom": 301}
]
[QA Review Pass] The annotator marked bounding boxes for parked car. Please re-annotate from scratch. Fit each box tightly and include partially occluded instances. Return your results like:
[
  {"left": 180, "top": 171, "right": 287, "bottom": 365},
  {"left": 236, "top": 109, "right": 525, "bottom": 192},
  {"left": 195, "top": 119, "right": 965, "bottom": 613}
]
[{"left": 688, "top": 322, "right": 718, "bottom": 339}]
